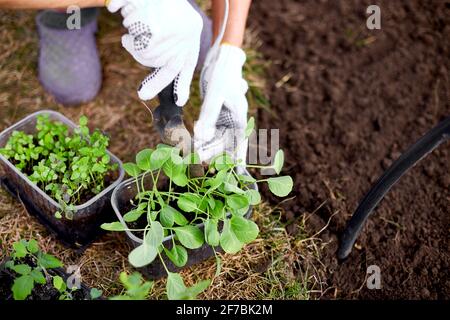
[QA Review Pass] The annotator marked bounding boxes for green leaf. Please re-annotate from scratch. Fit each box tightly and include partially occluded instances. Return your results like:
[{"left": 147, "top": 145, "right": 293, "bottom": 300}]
[
  {"left": 224, "top": 182, "right": 246, "bottom": 195},
  {"left": 220, "top": 219, "right": 244, "bottom": 254},
  {"left": 174, "top": 226, "right": 204, "bottom": 249},
  {"left": 245, "top": 189, "right": 261, "bottom": 205},
  {"left": 166, "top": 272, "right": 187, "bottom": 300},
  {"left": 150, "top": 148, "right": 171, "bottom": 169},
  {"left": 11, "top": 264, "right": 31, "bottom": 276},
  {"left": 123, "top": 203, "right": 147, "bottom": 223},
  {"left": 37, "top": 253, "right": 63, "bottom": 269},
  {"left": 166, "top": 273, "right": 210, "bottom": 300},
  {"left": 164, "top": 245, "right": 188, "bottom": 268},
  {"left": 172, "top": 209, "right": 189, "bottom": 226},
  {"left": 26, "top": 239, "right": 39, "bottom": 254},
  {"left": 53, "top": 275, "right": 66, "bottom": 291},
  {"left": 13, "top": 241, "right": 28, "bottom": 259},
  {"left": 79, "top": 116, "right": 88, "bottom": 127},
  {"left": 30, "top": 269, "right": 46, "bottom": 284},
  {"left": 267, "top": 176, "right": 293, "bottom": 197},
  {"left": 136, "top": 149, "right": 153, "bottom": 171},
  {"left": 160, "top": 206, "right": 175, "bottom": 227},
  {"left": 12, "top": 275, "right": 34, "bottom": 300},
  {"left": 230, "top": 215, "right": 259, "bottom": 244},
  {"left": 226, "top": 194, "right": 249, "bottom": 211},
  {"left": 245, "top": 117, "right": 255, "bottom": 138},
  {"left": 177, "top": 193, "right": 201, "bottom": 213},
  {"left": 163, "top": 156, "right": 183, "bottom": 179},
  {"left": 101, "top": 221, "right": 127, "bottom": 231},
  {"left": 210, "top": 199, "right": 225, "bottom": 219},
  {"left": 90, "top": 288, "right": 103, "bottom": 299},
  {"left": 123, "top": 163, "right": 141, "bottom": 177},
  {"left": 128, "top": 244, "right": 158, "bottom": 268},
  {"left": 172, "top": 173, "right": 188, "bottom": 187},
  {"left": 204, "top": 219, "right": 220, "bottom": 246},
  {"left": 212, "top": 153, "right": 234, "bottom": 171},
  {"left": 273, "top": 149, "right": 285, "bottom": 175},
  {"left": 237, "top": 174, "right": 256, "bottom": 184},
  {"left": 144, "top": 221, "right": 164, "bottom": 248}
]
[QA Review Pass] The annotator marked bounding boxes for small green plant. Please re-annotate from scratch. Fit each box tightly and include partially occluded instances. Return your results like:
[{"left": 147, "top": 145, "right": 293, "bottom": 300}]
[
  {"left": 0, "top": 115, "right": 118, "bottom": 218},
  {"left": 102, "top": 117, "right": 293, "bottom": 300},
  {"left": 5, "top": 239, "right": 65, "bottom": 300},
  {"left": 110, "top": 272, "right": 153, "bottom": 300},
  {"left": 5, "top": 239, "right": 102, "bottom": 300}
]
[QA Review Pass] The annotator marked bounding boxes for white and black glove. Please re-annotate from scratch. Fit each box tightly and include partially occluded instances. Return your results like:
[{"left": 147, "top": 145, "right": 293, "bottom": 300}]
[
  {"left": 194, "top": 44, "right": 249, "bottom": 164},
  {"left": 107, "top": 0, "right": 203, "bottom": 106}
]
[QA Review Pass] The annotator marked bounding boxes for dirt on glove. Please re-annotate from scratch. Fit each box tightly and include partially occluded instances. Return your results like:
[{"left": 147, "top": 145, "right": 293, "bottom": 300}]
[{"left": 250, "top": 0, "right": 450, "bottom": 299}]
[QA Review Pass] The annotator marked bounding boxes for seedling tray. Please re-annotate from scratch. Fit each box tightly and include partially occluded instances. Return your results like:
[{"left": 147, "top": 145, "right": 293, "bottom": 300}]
[
  {"left": 111, "top": 170, "right": 258, "bottom": 280},
  {"left": 0, "top": 110, "right": 125, "bottom": 248}
]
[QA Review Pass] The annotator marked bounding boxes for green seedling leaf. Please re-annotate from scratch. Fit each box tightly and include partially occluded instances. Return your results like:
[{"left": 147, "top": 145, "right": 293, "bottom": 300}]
[
  {"left": 166, "top": 273, "right": 210, "bottom": 300},
  {"left": 79, "top": 116, "right": 88, "bottom": 127},
  {"left": 163, "top": 157, "right": 183, "bottom": 179},
  {"left": 237, "top": 174, "right": 256, "bottom": 184},
  {"left": 128, "top": 244, "right": 158, "bottom": 268},
  {"left": 164, "top": 245, "right": 188, "bottom": 268},
  {"left": 150, "top": 148, "right": 171, "bottom": 169},
  {"left": 144, "top": 221, "right": 164, "bottom": 248},
  {"left": 30, "top": 269, "right": 46, "bottom": 285},
  {"left": 174, "top": 226, "right": 204, "bottom": 249},
  {"left": 245, "top": 117, "right": 255, "bottom": 138},
  {"left": 37, "top": 253, "right": 63, "bottom": 269},
  {"left": 226, "top": 194, "right": 249, "bottom": 210},
  {"left": 13, "top": 241, "right": 28, "bottom": 259},
  {"left": 90, "top": 288, "right": 103, "bottom": 299},
  {"left": 177, "top": 193, "right": 201, "bottom": 213},
  {"left": 26, "top": 239, "right": 39, "bottom": 254},
  {"left": 101, "top": 221, "right": 127, "bottom": 231},
  {"left": 267, "top": 176, "right": 293, "bottom": 197},
  {"left": 172, "top": 173, "right": 188, "bottom": 187},
  {"left": 11, "top": 264, "right": 31, "bottom": 276},
  {"left": 210, "top": 199, "right": 225, "bottom": 219},
  {"left": 212, "top": 153, "right": 234, "bottom": 171},
  {"left": 12, "top": 275, "right": 34, "bottom": 300},
  {"left": 136, "top": 149, "right": 153, "bottom": 171},
  {"left": 230, "top": 215, "right": 259, "bottom": 244},
  {"left": 204, "top": 219, "right": 220, "bottom": 247},
  {"left": 160, "top": 206, "right": 175, "bottom": 227},
  {"left": 53, "top": 276, "right": 66, "bottom": 292},
  {"left": 123, "top": 203, "right": 147, "bottom": 223},
  {"left": 245, "top": 189, "right": 261, "bottom": 205},
  {"left": 123, "top": 163, "right": 141, "bottom": 177},
  {"left": 273, "top": 149, "right": 285, "bottom": 175},
  {"left": 220, "top": 219, "right": 244, "bottom": 254}
]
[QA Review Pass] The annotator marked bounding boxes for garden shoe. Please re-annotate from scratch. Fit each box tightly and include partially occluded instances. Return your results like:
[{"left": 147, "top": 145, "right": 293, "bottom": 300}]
[{"left": 36, "top": 8, "right": 102, "bottom": 105}]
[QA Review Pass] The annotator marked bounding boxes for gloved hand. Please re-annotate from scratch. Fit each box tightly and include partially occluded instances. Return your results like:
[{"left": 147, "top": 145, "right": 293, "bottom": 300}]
[
  {"left": 107, "top": 0, "right": 203, "bottom": 106},
  {"left": 194, "top": 44, "right": 249, "bottom": 164}
]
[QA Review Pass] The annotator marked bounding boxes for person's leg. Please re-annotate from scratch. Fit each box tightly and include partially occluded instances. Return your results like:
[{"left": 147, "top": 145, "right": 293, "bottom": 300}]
[{"left": 36, "top": 8, "right": 102, "bottom": 105}]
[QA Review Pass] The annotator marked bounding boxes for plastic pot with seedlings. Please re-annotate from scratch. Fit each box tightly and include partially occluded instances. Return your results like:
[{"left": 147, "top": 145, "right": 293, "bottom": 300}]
[
  {"left": 0, "top": 110, "right": 124, "bottom": 247},
  {"left": 103, "top": 118, "right": 294, "bottom": 300}
]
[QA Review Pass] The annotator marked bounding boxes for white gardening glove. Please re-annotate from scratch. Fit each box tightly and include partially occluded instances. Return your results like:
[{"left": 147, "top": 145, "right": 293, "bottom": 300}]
[
  {"left": 107, "top": 0, "right": 203, "bottom": 106},
  {"left": 194, "top": 44, "right": 249, "bottom": 165}
]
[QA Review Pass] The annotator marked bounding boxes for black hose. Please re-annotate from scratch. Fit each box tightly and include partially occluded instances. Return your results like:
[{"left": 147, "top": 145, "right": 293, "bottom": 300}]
[{"left": 338, "top": 116, "right": 450, "bottom": 260}]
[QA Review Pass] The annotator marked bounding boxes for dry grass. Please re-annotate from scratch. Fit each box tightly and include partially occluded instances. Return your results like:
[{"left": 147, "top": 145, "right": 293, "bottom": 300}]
[{"left": 0, "top": 5, "right": 325, "bottom": 300}]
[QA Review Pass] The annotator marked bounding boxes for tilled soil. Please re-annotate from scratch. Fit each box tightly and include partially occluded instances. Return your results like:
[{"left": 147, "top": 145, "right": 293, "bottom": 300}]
[{"left": 250, "top": 0, "right": 449, "bottom": 299}]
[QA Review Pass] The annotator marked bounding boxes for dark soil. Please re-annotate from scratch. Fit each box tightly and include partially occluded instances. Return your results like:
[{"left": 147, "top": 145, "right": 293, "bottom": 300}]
[
  {"left": 0, "top": 260, "right": 90, "bottom": 300},
  {"left": 250, "top": 0, "right": 449, "bottom": 299}
]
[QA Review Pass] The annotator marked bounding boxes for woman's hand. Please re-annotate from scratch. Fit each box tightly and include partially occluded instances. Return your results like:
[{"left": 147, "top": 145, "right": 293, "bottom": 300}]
[
  {"left": 108, "top": 0, "right": 203, "bottom": 106},
  {"left": 194, "top": 44, "right": 249, "bottom": 164}
]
